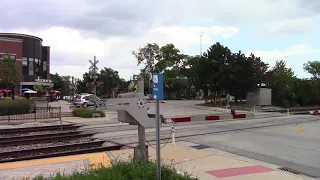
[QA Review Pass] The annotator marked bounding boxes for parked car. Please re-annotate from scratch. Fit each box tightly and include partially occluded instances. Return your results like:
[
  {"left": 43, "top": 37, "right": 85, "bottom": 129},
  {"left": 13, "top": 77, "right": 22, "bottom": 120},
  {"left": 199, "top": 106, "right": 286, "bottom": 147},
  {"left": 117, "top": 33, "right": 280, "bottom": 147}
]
[{"left": 72, "top": 94, "right": 100, "bottom": 108}]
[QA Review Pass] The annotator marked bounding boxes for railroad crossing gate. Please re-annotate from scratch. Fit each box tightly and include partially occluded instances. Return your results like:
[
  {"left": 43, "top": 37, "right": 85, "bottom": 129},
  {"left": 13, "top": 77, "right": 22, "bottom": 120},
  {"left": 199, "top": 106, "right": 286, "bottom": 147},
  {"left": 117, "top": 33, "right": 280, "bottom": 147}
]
[{"left": 106, "top": 92, "right": 156, "bottom": 128}]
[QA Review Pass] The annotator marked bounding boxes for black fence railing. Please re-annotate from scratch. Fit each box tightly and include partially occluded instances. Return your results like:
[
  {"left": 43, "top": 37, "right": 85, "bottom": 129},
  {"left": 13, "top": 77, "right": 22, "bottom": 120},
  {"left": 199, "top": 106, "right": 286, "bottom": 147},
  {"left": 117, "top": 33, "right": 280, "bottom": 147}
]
[{"left": 0, "top": 106, "right": 62, "bottom": 122}]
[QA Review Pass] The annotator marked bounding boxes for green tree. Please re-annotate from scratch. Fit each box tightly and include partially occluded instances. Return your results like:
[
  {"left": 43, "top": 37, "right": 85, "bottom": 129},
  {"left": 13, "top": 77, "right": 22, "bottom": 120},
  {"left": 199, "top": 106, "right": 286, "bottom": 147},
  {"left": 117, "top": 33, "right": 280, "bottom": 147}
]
[
  {"left": 178, "top": 55, "right": 198, "bottom": 98},
  {"left": 76, "top": 73, "right": 91, "bottom": 94},
  {"left": 265, "top": 60, "right": 296, "bottom": 107},
  {"left": 303, "top": 61, "right": 320, "bottom": 79},
  {"left": 133, "top": 43, "right": 161, "bottom": 93},
  {"left": 205, "top": 42, "right": 232, "bottom": 101},
  {"left": 34, "top": 83, "right": 43, "bottom": 92},
  {"left": 77, "top": 68, "right": 129, "bottom": 97},
  {"left": 98, "top": 67, "right": 127, "bottom": 97},
  {"left": 155, "top": 43, "right": 182, "bottom": 73},
  {"left": 0, "top": 53, "right": 22, "bottom": 98},
  {"left": 0, "top": 53, "right": 22, "bottom": 87},
  {"left": 50, "top": 73, "right": 65, "bottom": 91}
]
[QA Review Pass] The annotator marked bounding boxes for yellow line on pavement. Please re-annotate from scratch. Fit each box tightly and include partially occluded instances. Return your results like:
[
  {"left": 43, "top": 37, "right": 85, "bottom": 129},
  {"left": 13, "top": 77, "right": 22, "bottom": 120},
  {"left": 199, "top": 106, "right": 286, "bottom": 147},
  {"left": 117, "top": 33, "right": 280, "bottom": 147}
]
[{"left": 0, "top": 152, "right": 111, "bottom": 170}]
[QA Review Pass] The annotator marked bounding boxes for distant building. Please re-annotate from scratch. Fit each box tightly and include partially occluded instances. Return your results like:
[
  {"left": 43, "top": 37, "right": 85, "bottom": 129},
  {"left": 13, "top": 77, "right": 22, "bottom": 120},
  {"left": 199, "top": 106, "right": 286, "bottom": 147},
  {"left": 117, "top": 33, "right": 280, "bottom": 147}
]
[
  {"left": 0, "top": 33, "right": 53, "bottom": 94},
  {"left": 246, "top": 88, "right": 272, "bottom": 106}
]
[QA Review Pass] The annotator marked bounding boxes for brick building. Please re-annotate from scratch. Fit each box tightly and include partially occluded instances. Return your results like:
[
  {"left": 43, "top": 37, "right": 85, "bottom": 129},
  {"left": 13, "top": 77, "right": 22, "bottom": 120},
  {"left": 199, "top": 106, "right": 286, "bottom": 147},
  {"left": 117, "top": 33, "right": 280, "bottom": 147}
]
[{"left": 0, "top": 33, "right": 53, "bottom": 94}]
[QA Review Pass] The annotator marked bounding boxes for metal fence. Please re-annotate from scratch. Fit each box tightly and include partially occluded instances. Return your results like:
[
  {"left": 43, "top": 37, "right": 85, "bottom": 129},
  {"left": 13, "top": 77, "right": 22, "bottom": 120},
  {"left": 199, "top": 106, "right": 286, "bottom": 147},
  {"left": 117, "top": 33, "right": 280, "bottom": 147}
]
[{"left": 0, "top": 106, "right": 62, "bottom": 123}]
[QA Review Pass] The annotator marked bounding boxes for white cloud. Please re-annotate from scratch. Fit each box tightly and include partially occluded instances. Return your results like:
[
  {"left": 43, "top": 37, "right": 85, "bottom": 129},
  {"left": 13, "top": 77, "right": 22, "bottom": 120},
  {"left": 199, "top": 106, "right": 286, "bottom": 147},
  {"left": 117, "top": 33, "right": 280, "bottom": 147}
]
[
  {"left": 253, "top": 16, "right": 318, "bottom": 36},
  {"left": 246, "top": 44, "right": 320, "bottom": 76},
  {"left": 246, "top": 44, "right": 320, "bottom": 63},
  {"left": 10, "top": 25, "right": 239, "bottom": 80},
  {"left": 1, "top": 0, "right": 319, "bottom": 80}
]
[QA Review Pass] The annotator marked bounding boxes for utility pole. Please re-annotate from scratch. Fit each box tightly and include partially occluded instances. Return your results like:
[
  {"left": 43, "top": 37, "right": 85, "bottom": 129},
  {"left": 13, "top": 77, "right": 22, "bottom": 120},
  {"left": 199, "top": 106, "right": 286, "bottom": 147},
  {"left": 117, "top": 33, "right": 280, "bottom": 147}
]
[
  {"left": 200, "top": 34, "right": 203, "bottom": 57},
  {"left": 89, "top": 55, "right": 99, "bottom": 112}
]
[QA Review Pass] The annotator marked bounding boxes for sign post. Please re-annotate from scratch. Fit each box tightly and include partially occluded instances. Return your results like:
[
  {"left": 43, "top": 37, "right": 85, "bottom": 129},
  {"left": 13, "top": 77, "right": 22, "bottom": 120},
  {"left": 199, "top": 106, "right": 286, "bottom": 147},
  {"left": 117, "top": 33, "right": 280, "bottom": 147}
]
[
  {"left": 152, "top": 73, "right": 164, "bottom": 180},
  {"left": 89, "top": 55, "right": 99, "bottom": 112}
]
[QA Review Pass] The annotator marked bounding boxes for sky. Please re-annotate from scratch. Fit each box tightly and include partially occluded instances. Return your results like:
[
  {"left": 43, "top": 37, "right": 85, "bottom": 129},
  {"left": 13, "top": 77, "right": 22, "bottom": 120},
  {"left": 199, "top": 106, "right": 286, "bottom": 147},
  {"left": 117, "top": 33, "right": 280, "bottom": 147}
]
[{"left": 1, "top": 0, "right": 320, "bottom": 80}]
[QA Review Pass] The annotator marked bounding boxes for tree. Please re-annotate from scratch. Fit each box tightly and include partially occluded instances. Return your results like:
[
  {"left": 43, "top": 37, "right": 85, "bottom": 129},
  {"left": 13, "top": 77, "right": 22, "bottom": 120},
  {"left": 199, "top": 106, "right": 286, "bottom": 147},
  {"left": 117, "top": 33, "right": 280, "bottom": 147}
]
[
  {"left": 133, "top": 43, "right": 161, "bottom": 93},
  {"left": 265, "top": 60, "right": 296, "bottom": 107},
  {"left": 178, "top": 55, "right": 198, "bottom": 98},
  {"left": 205, "top": 42, "right": 232, "bottom": 101},
  {"left": 0, "top": 53, "right": 22, "bottom": 87},
  {"left": 303, "top": 61, "right": 320, "bottom": 79},
  {"left": 132, "top": 41, "right": 320, "bottom": 107},
  {"left": 34, "top": 83, "right": 43, "bottom": 93},
  {"left": 77, "top": 68, "right": 129, "bottom": 97},
  {"left": 0, "top": 53, "right": 22, "bottom": 98},
  {"left": 50, "top": 73, "right": 66, "bottom": 93},
  {"left": 98, "top": 67, "right": 127, "bottom": 96},
  {"left": 155, "top": 43, "right": 182, "bottom": 73}
]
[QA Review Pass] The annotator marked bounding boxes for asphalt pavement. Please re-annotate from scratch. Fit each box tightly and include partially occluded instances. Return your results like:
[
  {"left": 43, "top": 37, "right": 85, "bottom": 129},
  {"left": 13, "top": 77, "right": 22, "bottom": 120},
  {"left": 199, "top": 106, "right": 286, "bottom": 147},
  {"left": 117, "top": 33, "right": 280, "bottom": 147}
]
[
  {"left": 62, "top": 99, "right": 320, "bottom": 178},
  {"left": 84, "top": 114, "right": 320, "bottom": 178},
  {"left": 185, "top": 116, "right": 320, "bottom": 178}
]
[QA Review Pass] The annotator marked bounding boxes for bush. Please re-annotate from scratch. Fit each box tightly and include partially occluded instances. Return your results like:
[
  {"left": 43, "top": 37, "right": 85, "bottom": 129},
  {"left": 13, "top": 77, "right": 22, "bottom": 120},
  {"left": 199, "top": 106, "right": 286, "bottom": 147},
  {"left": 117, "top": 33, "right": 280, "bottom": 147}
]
[
  {"left": 72, "top": 108, "right": 92, "bottom": 118},
  {"left": 97, "top": 110, "right": 105, "bottom": 117},
  {"left": 33, "top": 159, "right": 197, "bottom": 180},
  {"left": 72, "top": 108, "right": 106, "bottom": 118},
  {"left": 0, "top": 99, "right": 32, "bottom": 116},
  {"left": 281, "top": 99, "right": 291, "bottom": 108},
  {"left": 3, "top": 97, "right": 11, "bottom": 100}
]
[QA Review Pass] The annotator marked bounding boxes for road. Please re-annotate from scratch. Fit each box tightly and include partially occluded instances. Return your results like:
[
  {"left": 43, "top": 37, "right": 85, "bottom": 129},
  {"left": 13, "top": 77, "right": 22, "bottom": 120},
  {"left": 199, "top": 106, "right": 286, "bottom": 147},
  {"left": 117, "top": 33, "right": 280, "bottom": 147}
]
[
  {"left": 62, "top": 100, "right": 320, "bottom": 178},
  {"left": 80, "top": 114, "right": 320, "bottom": 178},
  {"left": 185, "top": 117, "right": 320, "bottom": 178}
]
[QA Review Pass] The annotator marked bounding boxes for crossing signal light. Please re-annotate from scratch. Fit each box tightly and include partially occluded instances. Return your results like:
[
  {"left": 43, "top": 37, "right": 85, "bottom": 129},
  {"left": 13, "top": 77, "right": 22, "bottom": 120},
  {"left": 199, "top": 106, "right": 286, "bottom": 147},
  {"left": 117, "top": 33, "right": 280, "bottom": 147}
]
[{"left": 91, "top": 83, "right": 96, "bottom": 87}]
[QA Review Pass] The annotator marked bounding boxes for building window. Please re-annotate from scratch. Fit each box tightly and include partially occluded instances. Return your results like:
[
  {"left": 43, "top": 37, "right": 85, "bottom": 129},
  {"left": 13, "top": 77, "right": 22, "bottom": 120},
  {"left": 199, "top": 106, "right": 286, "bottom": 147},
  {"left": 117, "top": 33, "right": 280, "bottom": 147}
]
[
  {"left": 28, "top": 58, "right": 34, "bottom": 75},
  {"left": 22, "top": 57, "right": 27, "bottom": 66},
  {"left": 10, "top": 55, "right": 16, "bottom": 61},
  {"left": 35, "top": 59, "right": 39, "bottom": 73},
  {"left": 0, "top": 54, "right": 16, "bottom": 60},
  {"left": 43, "top": 61, "right": 47, "bottom": 71}
]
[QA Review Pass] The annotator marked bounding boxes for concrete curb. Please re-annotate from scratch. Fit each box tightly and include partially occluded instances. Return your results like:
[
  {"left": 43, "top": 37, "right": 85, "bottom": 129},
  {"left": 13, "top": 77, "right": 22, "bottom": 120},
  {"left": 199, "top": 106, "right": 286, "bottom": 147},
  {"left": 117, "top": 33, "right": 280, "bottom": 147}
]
[{"left": 170, "top": 113, "right": 254, "bottom": 123}]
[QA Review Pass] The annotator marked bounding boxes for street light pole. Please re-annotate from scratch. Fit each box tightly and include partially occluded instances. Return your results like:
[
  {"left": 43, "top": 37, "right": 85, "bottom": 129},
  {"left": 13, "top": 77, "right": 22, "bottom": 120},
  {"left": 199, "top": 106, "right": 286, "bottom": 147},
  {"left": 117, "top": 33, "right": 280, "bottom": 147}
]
[
  {"left": 224, "top": 56, "right": 230, "bottom": 108},
  {"left": 200, "top": 34, "right": 203, "bottom": 57}
]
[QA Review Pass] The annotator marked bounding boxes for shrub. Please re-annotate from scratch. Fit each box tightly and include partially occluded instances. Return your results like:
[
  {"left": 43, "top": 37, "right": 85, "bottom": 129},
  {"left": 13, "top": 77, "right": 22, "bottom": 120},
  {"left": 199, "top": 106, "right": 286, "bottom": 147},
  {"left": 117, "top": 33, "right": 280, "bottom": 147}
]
[
  {"left": 72, "top": 108, "right": 106, "bottom": 118},
  {"left": 3, "top": 97, "right": 11, "bottom": 101},
  {"left": 72, "top": 108, "right": 92, "bottom": 118},
  {"left": 97, "top": 110, "right": 105, "bottom": 117},
  {"left": 33, "top": 159, "right": 198, "bottom": 180},
  {"left": 0, "top": 99, "right": 32, "bottom": 116}
]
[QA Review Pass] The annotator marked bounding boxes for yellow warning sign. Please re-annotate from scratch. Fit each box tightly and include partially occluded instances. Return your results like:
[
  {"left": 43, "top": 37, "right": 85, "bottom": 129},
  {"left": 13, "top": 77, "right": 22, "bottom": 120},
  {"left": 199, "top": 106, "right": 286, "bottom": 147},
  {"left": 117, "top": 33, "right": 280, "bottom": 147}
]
[{"left": 134, "top": 84, "right": 138, "bottom": 92}]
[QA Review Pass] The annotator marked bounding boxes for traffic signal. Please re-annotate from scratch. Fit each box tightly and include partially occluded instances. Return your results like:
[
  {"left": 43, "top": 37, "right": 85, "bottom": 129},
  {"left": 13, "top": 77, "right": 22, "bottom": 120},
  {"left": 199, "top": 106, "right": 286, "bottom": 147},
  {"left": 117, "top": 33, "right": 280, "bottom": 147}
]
[{"left": 91, "top": 83, "right": 96, "bottom": 87}]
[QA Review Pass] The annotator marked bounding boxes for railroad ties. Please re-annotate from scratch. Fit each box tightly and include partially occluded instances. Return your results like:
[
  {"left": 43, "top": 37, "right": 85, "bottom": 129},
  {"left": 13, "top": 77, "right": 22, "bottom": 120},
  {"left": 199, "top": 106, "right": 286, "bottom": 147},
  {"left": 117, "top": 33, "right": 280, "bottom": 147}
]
[{"left": 0, "top": 124, "right": 123, "bottom": 163}]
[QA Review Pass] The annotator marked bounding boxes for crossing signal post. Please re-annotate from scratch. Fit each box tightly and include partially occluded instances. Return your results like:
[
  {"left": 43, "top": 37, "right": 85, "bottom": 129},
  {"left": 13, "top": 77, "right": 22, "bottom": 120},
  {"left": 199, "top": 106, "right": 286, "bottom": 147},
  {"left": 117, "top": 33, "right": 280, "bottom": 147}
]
[{"left": 89, "top": 55, "right": 99, "bottom": 112}]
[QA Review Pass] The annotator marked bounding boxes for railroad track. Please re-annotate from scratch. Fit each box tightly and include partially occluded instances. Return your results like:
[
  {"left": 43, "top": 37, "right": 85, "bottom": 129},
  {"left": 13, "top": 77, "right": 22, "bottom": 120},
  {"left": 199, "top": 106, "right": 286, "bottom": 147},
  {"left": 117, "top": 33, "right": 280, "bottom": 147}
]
[
  {"left": 0, "top": 124, "right": 81, "bottom": 135},
  {"left": 0, "top": 140, "right": 123, "bottom": 163},
  {"left": 0, "top": 124, "right": 122, "bottom": 163},
  {"left": 0, "top": 131, "right": 95, "bottom": 147}
]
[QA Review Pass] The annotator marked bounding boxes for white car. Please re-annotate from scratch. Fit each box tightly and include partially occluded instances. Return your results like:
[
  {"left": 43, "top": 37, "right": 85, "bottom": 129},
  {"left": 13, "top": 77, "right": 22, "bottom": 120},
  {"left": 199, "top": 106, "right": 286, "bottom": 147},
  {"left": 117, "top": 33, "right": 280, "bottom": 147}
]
[{"left": 72, "top": 94, "right": 100, "bottom": 108}]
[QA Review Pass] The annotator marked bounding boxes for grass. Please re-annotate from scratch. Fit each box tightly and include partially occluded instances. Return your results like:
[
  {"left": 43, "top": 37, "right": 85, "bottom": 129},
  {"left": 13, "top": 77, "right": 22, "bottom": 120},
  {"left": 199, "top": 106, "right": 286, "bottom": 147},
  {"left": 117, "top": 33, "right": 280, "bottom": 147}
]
[{"left": 32, "top": 159, "right": 198, "bottom": 180}]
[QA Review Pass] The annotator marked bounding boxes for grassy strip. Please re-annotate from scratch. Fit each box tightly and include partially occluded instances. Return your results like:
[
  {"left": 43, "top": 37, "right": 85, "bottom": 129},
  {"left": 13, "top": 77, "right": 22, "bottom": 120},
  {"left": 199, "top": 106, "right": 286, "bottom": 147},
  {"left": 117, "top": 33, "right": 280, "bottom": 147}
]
[{"left": 33, "top": 159, "right": 198, "bottom": 180}]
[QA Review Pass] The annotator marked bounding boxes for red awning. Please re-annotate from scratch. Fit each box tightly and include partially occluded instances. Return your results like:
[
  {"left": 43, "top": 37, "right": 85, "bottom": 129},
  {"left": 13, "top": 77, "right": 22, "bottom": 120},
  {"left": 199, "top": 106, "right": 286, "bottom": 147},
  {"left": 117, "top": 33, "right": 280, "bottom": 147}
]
[
  {"left": 51, "top": 90, "right": 61, "bottom": 94},
  {"left": 0, "top": 89, "right": 12, "bottom": 93}
]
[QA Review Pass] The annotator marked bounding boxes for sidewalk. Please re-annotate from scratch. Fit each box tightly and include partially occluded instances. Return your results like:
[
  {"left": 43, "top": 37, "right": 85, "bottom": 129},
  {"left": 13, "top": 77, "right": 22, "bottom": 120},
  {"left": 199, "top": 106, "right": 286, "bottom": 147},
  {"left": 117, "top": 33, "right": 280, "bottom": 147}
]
[
  {"left": 110, "top": 142, "right": 304, "bottom": 180},
  {"left": 0, "top": 142, "right": 306, "bottom": 180}
]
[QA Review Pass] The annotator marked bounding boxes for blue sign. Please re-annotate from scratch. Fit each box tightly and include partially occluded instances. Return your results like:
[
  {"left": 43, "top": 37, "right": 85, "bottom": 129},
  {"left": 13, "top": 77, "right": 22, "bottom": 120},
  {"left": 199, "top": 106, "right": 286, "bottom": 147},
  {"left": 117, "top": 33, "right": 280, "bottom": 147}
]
[{"left": 152, "top": 74, "right": 164, "bottom": 100}]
